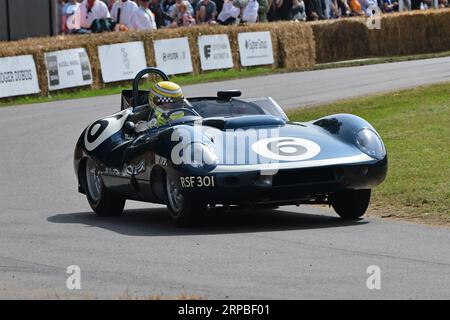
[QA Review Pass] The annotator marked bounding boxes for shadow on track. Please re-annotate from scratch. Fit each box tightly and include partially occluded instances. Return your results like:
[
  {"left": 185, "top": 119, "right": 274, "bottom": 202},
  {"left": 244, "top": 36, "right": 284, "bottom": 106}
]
[{"left": 47, "top": 207, "right": 368, "bottom": 236}]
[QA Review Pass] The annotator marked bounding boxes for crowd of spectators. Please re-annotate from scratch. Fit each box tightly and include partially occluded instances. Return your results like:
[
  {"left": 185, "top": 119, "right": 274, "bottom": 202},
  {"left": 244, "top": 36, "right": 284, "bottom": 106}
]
[{"left": 58, "top": 0, "right": 450, "bottom": 33}]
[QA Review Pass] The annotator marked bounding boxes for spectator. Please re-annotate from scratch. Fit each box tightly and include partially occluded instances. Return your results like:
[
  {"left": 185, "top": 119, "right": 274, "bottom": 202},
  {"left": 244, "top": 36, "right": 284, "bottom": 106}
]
[
  {"left": 336, "top": 0, "right": 351, "bottom": 16},
  {"left": 348, "top": 0, "right": 364, "bottom": 15},
  {"left": 111, "top": 0, "right": 138, "bottom": 29},
  {"left": 257, "top": 0, "right": 269, "bottom": 22},
  {"left": 383, "top": 0, "right": 398, "bottom": 12},
  {"left": 161, "top": 0, "right": 177, "bottom": 26},
  {"left": 132, "top": 0, "right": 157, "bottom": 30},
  {"left": 401, "top": 0, "right": 412, "bottom": 10},
  {"left": 291, "top": 0, "right": 307, "bottom": 20},
  {"left": 79, "top": 0, "right": 110, "bottom": 29},
  {"left": 327, "top": 0, "right": 341, "bottom": 18},
  {"left": 196, "top": 0, "right": 217, "bottom": 23},
  {"left": 168, "top": 0, "right": 195, "bottom": 28},
  {"left": 187, "top": 0, "right": 200, "bottom": 15},
  {"left": 149, "top": 0, "right": 165, "bottom": 28},
  {"left": 215, "top": 0, "right": 225, "bottom": 14},
  {"left": 304, "top": 0, "right": 325, "bottom": 20},
  {"left": 267, "top": 0, "right": 294, "bottom": 21},
  {"left": 422, "top": 0, "right": 433, "bottom": 8},
  {"left": 104, "top": 0, "right": 116, "bottom": 11},
  {"left": 175, "top": 2, "right": 197, "bottom": 26},
  {"left": 168, "top": 0, "right": 195, "bottom": 26},
  {"left": 320, "top": 0, "right": 329, "bottom": 18},
  {"left": 242, "top": 0, "right": 260, "bottom": 22},
  {"left": 358, "top": 0, "right": 377, "bottom": 15},
  {"left": 217, "top": 0, "right": 241, "bottom": 24},
  {"left": 410, "top": 0, "right": 421, "bottom": 9}
]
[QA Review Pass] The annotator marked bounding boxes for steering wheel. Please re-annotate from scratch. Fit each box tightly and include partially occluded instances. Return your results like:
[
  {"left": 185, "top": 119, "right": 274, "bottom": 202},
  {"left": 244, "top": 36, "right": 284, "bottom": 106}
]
[{"left": 132, "top": 67, "right": 169, "bottom": 109}]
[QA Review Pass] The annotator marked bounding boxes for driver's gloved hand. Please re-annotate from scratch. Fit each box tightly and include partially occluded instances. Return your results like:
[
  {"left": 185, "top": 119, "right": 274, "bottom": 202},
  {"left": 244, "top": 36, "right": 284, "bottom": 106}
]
[
  {"left": 151, "top": 110, "right": 185, "bottom": 128},
  {"left": 168, "top": 111, "right": 185, "bottom": 121}
]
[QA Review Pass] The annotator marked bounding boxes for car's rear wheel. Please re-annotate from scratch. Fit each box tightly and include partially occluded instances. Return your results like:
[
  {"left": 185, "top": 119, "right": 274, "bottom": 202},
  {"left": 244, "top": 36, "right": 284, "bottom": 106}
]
[
  {"left": 331, "top": 189, "right": 371, "bottom": 220},
  {"left": 165, "top": 173, "right": 206, "bottom": 227},
  {"left": 84, "top": 158, "right": 125, "bottom": 217}
]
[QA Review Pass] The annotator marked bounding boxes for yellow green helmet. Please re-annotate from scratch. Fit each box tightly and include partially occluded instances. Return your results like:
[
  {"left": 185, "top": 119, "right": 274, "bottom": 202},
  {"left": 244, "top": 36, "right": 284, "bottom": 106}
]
[{"left": 149, "top": 81, "right": 184, "bottom": 106}]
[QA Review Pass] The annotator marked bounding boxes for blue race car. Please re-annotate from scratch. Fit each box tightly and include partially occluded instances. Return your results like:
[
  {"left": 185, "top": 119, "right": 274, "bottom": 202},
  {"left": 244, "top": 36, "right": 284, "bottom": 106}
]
[{"left": 74, "top": 68, "right": 387, "bottom": 226}]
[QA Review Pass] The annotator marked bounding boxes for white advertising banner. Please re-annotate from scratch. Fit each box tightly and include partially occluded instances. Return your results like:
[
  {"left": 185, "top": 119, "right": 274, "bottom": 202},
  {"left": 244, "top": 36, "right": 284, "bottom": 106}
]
[
  {"left": 0, "top": 55, "right": 40, "bottom": 98},
  {"left": 98, "top": 41, "right": 147, "bottom": 83},
  {"left": 238, "top": 32, "right": 274, "bottom": 67},
  {"left": 153, "top": 37, "right": 193, "bottom": 75},
  {"left": 198, "top": 34, "right": 233, "bottom": 71},
  {"left": 44, "top": 48, "right": 92, "bottom": 91}
]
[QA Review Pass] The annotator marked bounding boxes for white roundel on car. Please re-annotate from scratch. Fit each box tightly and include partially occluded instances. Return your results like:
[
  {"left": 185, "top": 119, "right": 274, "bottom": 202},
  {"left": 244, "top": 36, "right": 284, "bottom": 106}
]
[
  {"left": 252, "top": 137, "right": 321, "bottom": 161},
  {"left": 84, "top": 109, "right": 131, "bottom": 152}
]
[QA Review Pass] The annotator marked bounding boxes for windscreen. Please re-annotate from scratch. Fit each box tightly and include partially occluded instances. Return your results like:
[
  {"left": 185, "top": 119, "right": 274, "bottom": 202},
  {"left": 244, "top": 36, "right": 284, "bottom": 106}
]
[{"left": 188, "top": 97, "right": 288, "bottom": 120}]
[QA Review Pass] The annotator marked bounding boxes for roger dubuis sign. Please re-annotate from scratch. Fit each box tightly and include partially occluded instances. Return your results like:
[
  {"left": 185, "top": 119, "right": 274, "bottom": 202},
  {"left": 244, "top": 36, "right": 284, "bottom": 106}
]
[
  {"left": 0, "top": 55, "right": 40, "bottom": 98},
  {"left": 238, "top": 32, "right": 274, "bottom": 67}
]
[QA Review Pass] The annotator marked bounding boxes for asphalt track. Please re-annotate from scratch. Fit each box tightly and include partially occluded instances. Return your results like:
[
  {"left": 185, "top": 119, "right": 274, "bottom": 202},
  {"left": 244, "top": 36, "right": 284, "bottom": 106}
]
[{"left": 0, "top": 58, "right": 449, "bottom": 299}]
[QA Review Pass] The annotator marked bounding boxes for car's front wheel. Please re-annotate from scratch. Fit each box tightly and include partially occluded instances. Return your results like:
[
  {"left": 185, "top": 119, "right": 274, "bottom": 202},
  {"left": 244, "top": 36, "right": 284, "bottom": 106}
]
[
  {"left": 84, "top": 158, "right": 125, "bottom": 217},
  {"left": 165, "top": 173, "right": 206, "bottom": 227},
  {"left": 331, "top": 189, "right": 371, "bottom": 220}
]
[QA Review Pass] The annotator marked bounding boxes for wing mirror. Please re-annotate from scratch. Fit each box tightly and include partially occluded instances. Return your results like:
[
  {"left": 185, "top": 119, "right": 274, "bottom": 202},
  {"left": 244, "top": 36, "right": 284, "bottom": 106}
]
[{"left": 123, "top": 121, "right": 136, "bottom": 134}]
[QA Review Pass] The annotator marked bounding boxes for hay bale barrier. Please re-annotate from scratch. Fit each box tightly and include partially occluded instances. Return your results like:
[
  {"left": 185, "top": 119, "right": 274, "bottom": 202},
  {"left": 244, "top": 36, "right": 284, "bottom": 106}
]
[
  {"left": 275, "top": 22, "right": 316, "bottom": 69},
  {"left": 368, "top": 9, "right": 450, "bottom": 57},
  {"left": 312, "top": 9, "right": 450, "bottom": 63},
  {"left": 0, "top": 23, "right": 315, "bottom": 98},
  {"left": 311, "top": 18, "right": 369, "bottom": 63}
]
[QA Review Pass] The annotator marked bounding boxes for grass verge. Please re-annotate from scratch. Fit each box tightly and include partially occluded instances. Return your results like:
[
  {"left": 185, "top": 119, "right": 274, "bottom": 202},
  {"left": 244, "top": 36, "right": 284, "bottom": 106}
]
[
  {"left": 288, "top": 83, "right": 450, "bottom": 225},
  {"left": 2, "top": 50, "right": 450, "bottom": 108}
]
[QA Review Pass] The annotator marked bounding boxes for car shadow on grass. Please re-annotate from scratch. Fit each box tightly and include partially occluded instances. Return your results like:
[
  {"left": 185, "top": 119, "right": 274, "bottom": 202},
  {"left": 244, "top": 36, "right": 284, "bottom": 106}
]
[{"left": 47, "top": 206, "right": 368, "bottom": 236}]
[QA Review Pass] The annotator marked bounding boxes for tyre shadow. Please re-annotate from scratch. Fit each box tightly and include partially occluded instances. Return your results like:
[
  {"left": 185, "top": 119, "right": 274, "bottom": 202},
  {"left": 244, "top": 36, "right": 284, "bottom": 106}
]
[{"left": 47, "top": 206, "right": 368, "bottom": 236}]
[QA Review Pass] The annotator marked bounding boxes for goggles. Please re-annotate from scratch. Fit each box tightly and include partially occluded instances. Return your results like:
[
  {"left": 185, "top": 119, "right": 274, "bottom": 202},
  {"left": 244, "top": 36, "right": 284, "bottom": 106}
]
[{"left": 152, "top": 95, "right": 184, "bottom": 105}]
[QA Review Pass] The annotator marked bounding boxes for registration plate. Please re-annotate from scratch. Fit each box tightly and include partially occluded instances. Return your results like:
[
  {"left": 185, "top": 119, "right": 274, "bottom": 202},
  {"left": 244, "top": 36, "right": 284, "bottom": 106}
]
[{"left": 180, "top": 176, "right": 215, "bottom": 188}]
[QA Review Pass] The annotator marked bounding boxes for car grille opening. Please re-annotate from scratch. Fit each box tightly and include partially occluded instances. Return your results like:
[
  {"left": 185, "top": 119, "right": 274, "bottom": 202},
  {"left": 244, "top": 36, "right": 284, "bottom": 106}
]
[{"left": 272, "top": 167, "right": 336, "bottom": 186}]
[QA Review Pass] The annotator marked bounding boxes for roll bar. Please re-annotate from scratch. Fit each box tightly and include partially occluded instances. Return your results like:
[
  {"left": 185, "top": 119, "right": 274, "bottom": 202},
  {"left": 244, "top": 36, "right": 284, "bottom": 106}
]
[{"left": 132, "top": 67, "right": 169, "bottom": 109}]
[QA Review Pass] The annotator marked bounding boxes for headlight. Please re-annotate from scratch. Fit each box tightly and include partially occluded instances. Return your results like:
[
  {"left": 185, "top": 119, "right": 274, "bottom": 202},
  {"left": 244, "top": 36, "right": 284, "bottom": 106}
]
[
  {"left": 186, "top": 142, "right": 218, "bottom": 168},
  {"left": 355, "top": 128, "right": 386, "bottom": 160}
]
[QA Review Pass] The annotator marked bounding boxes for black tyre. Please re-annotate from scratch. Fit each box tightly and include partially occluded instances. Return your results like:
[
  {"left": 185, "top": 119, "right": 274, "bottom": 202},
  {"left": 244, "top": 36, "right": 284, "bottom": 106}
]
[
  {"left": 165, "top": 173, "right": 206, "bottom": 227},
  {"left": 331, "top": 189, "right": 371, "bottom": 220},
  {"left": 84, "top": 158, "right": 125, "bottom": 217}
]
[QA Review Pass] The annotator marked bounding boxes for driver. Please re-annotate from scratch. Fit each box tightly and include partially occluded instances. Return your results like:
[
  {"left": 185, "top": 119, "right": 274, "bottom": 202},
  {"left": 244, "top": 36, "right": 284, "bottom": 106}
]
[{"left": 148, "top": 81, "right": 186, "bottom": 128}]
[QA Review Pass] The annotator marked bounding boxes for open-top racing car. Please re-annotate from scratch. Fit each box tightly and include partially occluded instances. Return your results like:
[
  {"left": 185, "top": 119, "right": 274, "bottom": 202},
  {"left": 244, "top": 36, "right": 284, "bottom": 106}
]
[{"left": 74, "top": 68, "right": 387, "bottom": 226}]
